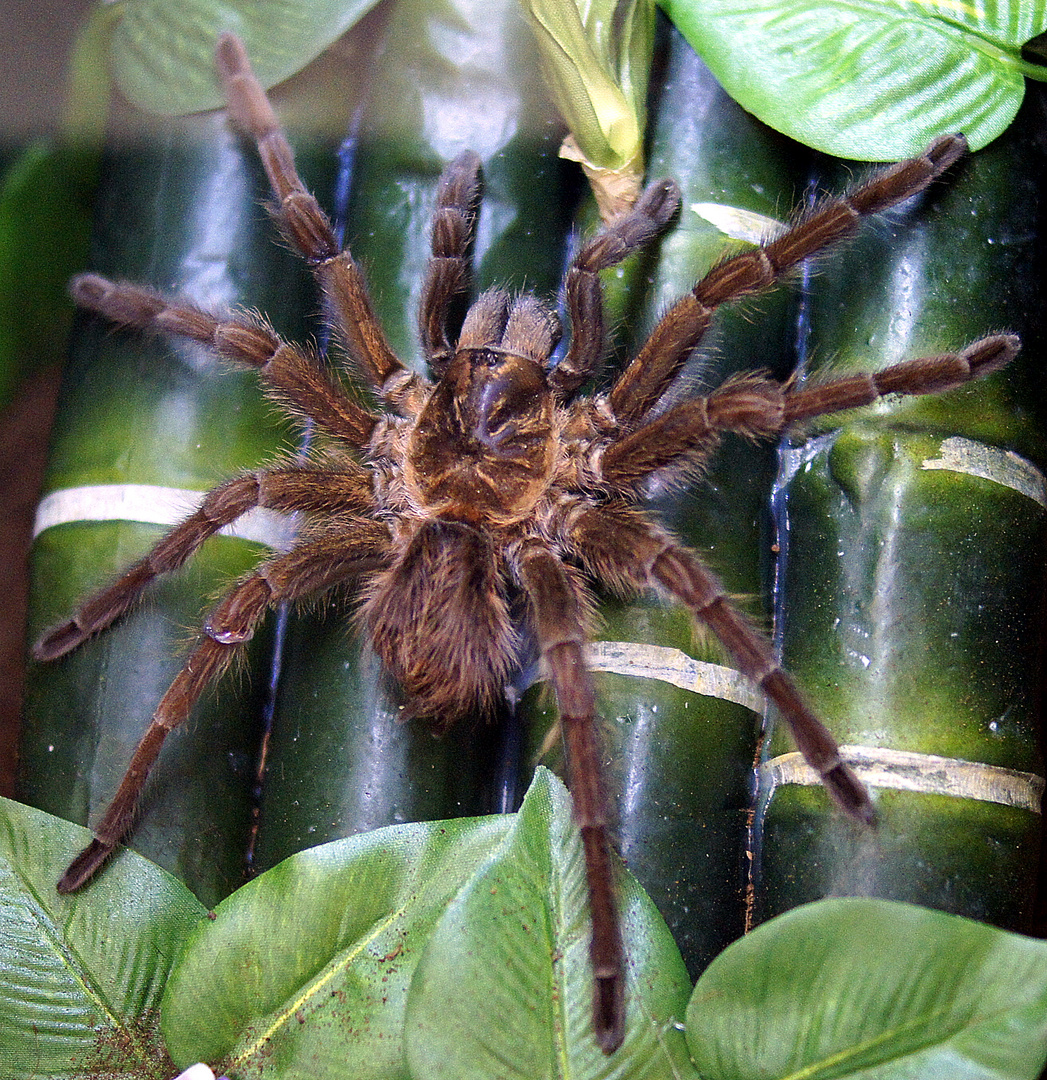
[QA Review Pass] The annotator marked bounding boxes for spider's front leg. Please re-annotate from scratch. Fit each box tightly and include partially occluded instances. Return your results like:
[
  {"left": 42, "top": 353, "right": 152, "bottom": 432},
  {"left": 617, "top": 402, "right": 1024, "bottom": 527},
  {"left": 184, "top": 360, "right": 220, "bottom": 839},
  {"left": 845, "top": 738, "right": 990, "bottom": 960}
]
[
  {"left": 216, "top": 33, "right": 411, "bottom": 402},
  {"left": 56, "top": 522, "right": 391, "bottom": 893},
  {"left": 514, "top": 539, "right": 625, "bottom": 1054},
  {"left": 604, "top": 135, "right": 970, "bottom": 428}
]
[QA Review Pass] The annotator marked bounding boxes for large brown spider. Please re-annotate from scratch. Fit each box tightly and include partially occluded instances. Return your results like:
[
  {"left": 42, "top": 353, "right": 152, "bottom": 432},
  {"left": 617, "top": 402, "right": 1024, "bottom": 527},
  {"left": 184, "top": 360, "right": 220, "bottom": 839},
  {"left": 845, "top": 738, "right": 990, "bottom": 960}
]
[{"left": 34, "top": 32, "right": 1017, "bottom": 1054}]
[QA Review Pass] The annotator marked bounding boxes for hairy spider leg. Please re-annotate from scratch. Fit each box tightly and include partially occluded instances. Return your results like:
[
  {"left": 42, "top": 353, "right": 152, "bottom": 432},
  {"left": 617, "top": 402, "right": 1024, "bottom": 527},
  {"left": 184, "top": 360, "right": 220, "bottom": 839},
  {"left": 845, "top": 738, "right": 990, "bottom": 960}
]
[
  {"left": 39, "top": 37, "right": 1013, "bottom": 1057},
  {"left": 514, "top": 539, "right": 625, "bottom": 1053},
  {"left": 33, "top": 466, "right": 376, "bottom": 662},
  {"left": 781, "top": 335, "right": 1020, "bottom": 422},
  {"left": 55, "top": 522, "right": 391, "bottom": 893},
  {"left": 216, "top": 32, "right": 412, "bottom": 404},
  {"left": 419, "top": 150, "right": 483, "bottom": 374},
  {"left": 551, "top": 178, "right": 681, "bottom": 398},
  {"left": 605, "top": 134, "right": 969, "bottom": 428},
  {"left": 68, "top": 275, "right": 379, "bottom": 445},
  {"left": 598, "top": 334, "right": 1020, "bottom": 488},
  {"left": 557, "top": 502, "right": 874, "bottom": 824}
]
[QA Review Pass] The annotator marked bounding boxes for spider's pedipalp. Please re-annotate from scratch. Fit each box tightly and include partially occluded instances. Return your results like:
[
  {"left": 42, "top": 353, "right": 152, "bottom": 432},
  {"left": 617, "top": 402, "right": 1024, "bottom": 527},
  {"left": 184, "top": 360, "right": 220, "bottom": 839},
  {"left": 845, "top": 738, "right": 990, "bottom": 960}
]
[
  {"left": 552, "top": 178, "right": 681, "bottom": 397},
  {"left": 575, "top": 179, "right": 681, "bottom": 275},
  {"left": 420, "top": 150, "right": 483, "bottom": 372},
  {"left": 55, "top": 522, "right": 391, "bottom": 894}
]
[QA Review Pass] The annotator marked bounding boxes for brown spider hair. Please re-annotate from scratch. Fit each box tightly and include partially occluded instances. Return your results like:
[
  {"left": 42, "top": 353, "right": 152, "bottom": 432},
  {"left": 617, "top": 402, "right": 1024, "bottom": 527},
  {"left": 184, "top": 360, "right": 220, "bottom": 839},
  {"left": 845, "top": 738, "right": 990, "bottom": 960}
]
[{"left": 35, "top": 33, "right": 1017, "bottom": 1053}]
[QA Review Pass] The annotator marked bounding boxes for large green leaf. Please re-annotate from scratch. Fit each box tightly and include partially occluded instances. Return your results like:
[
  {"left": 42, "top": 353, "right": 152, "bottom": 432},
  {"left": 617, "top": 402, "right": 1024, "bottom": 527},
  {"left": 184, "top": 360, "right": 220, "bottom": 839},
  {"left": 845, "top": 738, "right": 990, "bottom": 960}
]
[
  {"left": 0, "top": 797, "right": 206, "bottom": 1080},
  {"left": 108, "top": 0, "right": 383, "bottom": 114},
  {"left": 162, "top": 813, "right": 514, "bottom": 1078},
  {"left": 661, "top": 0, "right": 1047, "bottom": 159},
  {"left": 686, "top": 897, "right": 1047, "bottom": 1079},
  {"left": 404, "top": 769, "right": 696, "bottom": 1079}
]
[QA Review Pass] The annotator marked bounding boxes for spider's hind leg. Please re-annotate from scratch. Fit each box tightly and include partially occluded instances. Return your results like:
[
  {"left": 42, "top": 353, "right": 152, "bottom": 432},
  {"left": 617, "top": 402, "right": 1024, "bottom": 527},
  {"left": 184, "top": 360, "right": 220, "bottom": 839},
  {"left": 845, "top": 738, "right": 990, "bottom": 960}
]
[
  {"left": 56, "top": 522, "right": 390, "bottom": 893},
  {"left": 514, "top": 538, "right": 625, "bottom": 1053},
  {"left": 558, "top": 501, "right": 874, "bottom": 826}
]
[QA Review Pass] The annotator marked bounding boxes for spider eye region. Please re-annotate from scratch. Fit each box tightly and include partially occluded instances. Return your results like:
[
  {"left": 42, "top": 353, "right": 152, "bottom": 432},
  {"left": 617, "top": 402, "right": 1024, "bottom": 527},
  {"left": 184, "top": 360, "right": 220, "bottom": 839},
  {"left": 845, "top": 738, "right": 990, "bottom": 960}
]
[{"left": 407, "top": 347, "right": 556, "bottom": 524}]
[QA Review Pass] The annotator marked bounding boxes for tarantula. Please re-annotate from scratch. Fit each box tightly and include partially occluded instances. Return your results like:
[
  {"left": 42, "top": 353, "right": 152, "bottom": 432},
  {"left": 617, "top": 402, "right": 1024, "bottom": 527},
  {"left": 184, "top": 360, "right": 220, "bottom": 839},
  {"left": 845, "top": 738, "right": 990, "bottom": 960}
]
[{"left": 35, "top": 32, "right": 1016, "bottom": 1053}]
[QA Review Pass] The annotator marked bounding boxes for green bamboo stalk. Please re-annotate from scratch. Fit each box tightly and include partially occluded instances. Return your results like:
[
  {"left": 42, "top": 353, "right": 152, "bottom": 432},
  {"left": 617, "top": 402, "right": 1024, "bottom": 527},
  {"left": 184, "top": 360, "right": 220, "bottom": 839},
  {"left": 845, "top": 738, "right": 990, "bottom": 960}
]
[{"left": 753, "top": 91, "right": 1047, "bottom": 930}]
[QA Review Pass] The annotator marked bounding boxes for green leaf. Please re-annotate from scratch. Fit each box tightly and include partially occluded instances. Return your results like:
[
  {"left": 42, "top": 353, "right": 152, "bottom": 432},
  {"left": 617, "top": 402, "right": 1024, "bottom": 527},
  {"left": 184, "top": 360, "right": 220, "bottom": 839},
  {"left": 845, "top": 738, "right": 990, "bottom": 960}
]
[
  {"left": 162, "top": 814, "right": 513, "bottom": 1078},
  {"left": 686, "top": 897, "right": 1047, "bottom": 1080},
  {"left": 660, "top": 0, "right": 1047, "bottom": 159},
  {"left": 404, "top": 768, "right": 696, "bottom": 1079},
  {"left": 524, "top": 0, "right": 652, "bottom": 167},
  {"left": 108, "top": 0, "right": 383, "bottom": 115},
  {"left": 523, "top": 0, "right": 656, "bottom": 216},
  {"left": 0, "top": 796, "right": 206, "bottom": 1079}
]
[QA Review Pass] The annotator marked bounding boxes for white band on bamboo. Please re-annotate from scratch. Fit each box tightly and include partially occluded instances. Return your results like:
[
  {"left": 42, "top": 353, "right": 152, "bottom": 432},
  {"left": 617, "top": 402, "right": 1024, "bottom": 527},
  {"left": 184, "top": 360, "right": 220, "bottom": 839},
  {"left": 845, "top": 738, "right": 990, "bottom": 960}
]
[
  {"left": 921, "top": 436, "right": 1047, "bottom": 510},
  {"left": 764, "top": 745, "right": 1044, "bottom": 813},
  {"left": 32, "top": 484, "right": 298, "bottom": 551},
  {"left": 689, "top": 202, "right": 786, "bottom": 245},
  {"left": 585, "top": 640, "right": 763, "bottom": 712}
]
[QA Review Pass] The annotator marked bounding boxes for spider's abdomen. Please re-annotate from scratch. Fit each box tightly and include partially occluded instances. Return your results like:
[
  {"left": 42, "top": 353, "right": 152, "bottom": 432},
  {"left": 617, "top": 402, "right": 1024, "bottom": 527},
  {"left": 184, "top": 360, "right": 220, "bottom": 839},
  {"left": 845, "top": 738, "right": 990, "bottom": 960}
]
[
  {"left": 405, "top": 346, "right": 556, "bottom": 526},
  {"left": 363, "top": 519, "right": 516, "bottom": 724}
]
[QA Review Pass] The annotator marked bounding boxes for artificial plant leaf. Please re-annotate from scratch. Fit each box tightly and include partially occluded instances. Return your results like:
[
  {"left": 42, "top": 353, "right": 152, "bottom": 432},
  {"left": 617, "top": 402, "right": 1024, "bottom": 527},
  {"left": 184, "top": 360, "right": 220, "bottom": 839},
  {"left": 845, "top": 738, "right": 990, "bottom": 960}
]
[
  {"left": 161, "top": 814, "right": 513, "bottom": 1078},
  {"left": 686, "top": 897, "right": 1047, "bottom": 1080},
  {"left": 107, "top": 0, "right": 383, "bottom": 115},
  {"left": 660, "top": 0, "right": 1047, "bottom": 159},
  {"left": 0, "top": 796, "right": 206, "bottom": 1080},
  {"left": 404, "top": 768, "right": 697, "bottom": 1079},
  {"left": 523, "top": 0, "right": 655, "bottom": 215}
]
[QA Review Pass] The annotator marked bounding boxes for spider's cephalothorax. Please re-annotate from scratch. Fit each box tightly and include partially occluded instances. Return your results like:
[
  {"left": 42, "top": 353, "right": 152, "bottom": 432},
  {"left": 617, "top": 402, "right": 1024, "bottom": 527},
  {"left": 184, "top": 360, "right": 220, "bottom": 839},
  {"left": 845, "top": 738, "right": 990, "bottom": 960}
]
[
  {"left": 35, "top": 32, "right": 1018, "bottom": 1054},
  {"left": 366, "top": 289, "right": 564, "bottom": 723}
]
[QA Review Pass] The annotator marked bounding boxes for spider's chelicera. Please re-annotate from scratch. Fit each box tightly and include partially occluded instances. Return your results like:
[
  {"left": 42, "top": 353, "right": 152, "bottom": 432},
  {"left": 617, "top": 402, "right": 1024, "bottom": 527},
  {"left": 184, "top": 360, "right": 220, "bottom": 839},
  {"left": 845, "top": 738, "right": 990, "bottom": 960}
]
[{"left": 35, "top": 33, "right": 1017, "bottom": 1053}]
